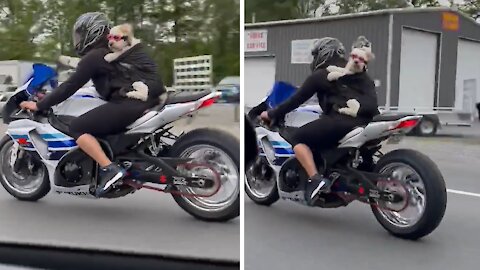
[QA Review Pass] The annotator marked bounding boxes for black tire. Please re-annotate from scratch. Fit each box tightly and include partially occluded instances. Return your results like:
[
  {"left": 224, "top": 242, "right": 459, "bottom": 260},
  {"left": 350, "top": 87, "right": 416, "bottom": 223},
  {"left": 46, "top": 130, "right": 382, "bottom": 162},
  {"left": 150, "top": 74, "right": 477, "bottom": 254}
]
[
  {"left": 0, "top": 136, "right": 50, "bottom": 201},
  {"left": 244, "top": 157, "right": 279, "bottom": 206},
  {"left": 372, "top": 149, "right": 447, "bottom": 240},
  {"left": 169, "top": 128, "right": 239, "bottom": 222},
  {"left": 414, "top": 117, "right": 438, "bottom": 136}
]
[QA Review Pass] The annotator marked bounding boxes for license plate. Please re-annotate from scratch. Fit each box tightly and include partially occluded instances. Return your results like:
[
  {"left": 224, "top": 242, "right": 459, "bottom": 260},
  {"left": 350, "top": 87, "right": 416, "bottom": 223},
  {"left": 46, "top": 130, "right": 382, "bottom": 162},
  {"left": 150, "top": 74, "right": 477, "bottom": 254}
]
[{"left": 387, "top": 134, "right": 404, "bottom": 144}]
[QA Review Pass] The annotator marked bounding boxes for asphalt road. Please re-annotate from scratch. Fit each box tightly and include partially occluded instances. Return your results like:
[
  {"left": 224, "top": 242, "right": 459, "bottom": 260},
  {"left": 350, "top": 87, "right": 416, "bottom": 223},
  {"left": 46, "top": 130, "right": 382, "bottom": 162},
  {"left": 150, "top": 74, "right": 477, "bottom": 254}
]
[
  {"left": 0, "top": 104, "right": 240, "bottom": 262},
  {"left": 245, "top": 135, "right": 480, "bottom": 270}
]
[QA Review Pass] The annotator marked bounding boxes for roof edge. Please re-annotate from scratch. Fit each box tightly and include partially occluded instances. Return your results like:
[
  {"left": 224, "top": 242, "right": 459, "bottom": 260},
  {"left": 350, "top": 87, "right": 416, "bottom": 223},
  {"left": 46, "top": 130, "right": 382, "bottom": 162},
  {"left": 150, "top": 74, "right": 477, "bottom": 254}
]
[{"left": 245, "top": 7, "right": 475, "bottom": 28}]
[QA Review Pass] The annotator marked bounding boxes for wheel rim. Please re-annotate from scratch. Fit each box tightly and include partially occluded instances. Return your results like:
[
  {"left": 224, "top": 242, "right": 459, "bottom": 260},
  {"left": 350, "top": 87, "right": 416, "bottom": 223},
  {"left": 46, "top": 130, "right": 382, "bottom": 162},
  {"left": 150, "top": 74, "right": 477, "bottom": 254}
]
[
  {"left": 377, "top": 163, "right": 427, "bottom": 228},
  {"left": 0, "top": 141, "right": 45, "bottom": 195},
  {"left": 420, "top": 120, "right": 434, "bottom": 134},
  {"left": 178, "top": 144, "right": 239, "bottom": 213},
  {"left": 245, "top": 159, "right": 276, "bottom": 199}
]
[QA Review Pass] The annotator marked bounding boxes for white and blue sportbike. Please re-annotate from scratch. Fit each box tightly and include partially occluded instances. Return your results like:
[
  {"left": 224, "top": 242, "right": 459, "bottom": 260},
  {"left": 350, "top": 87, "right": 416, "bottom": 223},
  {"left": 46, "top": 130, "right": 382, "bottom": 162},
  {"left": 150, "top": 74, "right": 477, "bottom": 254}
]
[
  {"left": 0, "top": 64, "right": 239, "bottom": 221},
  {"left": 245, "top": 82, "right": 447, "bottom": 239}
]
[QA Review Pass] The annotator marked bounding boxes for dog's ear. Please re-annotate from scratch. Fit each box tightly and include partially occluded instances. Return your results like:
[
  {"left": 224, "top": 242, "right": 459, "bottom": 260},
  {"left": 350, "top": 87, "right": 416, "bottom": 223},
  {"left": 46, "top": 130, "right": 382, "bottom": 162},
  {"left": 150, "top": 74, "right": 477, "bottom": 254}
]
[
  {"left": 119, "top": 24, "right": 133, "bottom": 35},
  {"left": 119, "top": 23, "right": 134, "bottom": 44}
]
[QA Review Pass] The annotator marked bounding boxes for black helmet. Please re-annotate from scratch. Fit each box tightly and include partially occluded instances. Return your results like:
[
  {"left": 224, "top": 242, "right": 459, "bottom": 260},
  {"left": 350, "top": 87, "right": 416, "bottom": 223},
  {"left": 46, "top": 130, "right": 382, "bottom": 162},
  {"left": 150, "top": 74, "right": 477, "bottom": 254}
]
[
  {"left": 72, "top": 12, "right": 111, "bottom": 56},
  {"left": 310, "top": 37, "right": 345, "bottom": 72}
]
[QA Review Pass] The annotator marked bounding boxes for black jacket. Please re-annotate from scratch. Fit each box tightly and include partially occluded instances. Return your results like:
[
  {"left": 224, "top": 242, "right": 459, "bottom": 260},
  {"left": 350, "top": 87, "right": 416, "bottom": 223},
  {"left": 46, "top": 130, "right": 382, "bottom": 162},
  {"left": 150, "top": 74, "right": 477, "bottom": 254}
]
[
  {"left": 268, "top": 57, "right": 379, "bottom": 121},
  {"left": 37, "top": 45, "right": 114, "bottom": 111},
  {"left": 109, "top": 43, "right": 165, "bottom": 101}
]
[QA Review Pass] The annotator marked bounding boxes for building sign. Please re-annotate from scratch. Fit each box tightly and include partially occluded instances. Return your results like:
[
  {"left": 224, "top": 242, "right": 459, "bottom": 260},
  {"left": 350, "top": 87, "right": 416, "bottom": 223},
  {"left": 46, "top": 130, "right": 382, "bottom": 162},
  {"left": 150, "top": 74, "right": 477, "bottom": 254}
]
[
  {"left": 245, "top": 30, "right": 268, "bottom": 52},
  {"left": 442, "top": 12, "right": 459, "bottom": 31},
  {"left": 291, "top": 39, "right": 319, "bottom": 64}
]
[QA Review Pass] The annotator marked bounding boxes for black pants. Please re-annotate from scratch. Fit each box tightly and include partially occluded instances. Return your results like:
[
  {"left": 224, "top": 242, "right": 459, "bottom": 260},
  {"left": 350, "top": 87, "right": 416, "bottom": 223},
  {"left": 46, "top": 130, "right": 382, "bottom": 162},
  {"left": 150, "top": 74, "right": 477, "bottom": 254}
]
[
  {"left": 290, "top": 113, "right": 370, "bottom": 152},
  {"left": 69, "top": 98, "right": 157, "bottom": 139}
]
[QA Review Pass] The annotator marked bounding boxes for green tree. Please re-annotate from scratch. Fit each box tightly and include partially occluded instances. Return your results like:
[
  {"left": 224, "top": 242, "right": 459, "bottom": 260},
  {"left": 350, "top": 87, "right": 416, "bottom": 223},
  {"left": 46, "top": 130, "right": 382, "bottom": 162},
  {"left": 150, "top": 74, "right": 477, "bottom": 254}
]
[
  {"left": 459, "top": 0, "right": 480, "bottom": 20},
  {"left": 0, "top": 0, "right": 240, "bottom": 86},
  {"left": 0, "top": 0, "right": 45, "bottom": 60}
]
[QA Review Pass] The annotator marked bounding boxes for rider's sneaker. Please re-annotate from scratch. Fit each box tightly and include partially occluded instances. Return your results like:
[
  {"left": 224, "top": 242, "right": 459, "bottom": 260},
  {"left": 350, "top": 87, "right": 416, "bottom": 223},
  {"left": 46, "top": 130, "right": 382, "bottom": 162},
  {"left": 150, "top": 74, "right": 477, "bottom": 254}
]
[
  {"left": 305, "top": 174, "right": 332, "bottom": 205},
  {"left": 95, "top": 163, "right": 126, "bottom": 197}
]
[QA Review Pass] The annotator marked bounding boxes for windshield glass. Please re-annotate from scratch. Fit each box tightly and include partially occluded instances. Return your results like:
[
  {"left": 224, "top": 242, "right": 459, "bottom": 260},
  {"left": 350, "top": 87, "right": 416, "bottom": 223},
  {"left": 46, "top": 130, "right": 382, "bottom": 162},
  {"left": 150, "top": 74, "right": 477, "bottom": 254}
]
[{"left": 24, "top": 64, "right": 57, "bottom": 95}]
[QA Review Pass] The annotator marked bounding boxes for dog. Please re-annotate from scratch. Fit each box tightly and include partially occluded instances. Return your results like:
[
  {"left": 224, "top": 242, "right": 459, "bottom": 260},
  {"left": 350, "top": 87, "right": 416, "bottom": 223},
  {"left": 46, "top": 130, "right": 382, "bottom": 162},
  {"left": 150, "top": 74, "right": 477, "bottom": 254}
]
[
  {"left": 327, "top": 36, "right": 374, "bottom": 81},
  {"left": 104, "top": 23, "right": 149, "bottom": 101},
  {"left": 328, "top": 36, "right": 375, "bottom": 117}
]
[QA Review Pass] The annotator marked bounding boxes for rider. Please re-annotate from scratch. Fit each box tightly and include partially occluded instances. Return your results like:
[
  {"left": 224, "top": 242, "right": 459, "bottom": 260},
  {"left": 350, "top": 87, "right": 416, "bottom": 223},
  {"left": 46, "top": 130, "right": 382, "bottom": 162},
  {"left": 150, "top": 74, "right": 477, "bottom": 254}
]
[
  {"left": 260, "top": 37, "right": 379, "bottom": 205},
  {"left": 20, "top": 12, "right": 164, "bottom": 197}
]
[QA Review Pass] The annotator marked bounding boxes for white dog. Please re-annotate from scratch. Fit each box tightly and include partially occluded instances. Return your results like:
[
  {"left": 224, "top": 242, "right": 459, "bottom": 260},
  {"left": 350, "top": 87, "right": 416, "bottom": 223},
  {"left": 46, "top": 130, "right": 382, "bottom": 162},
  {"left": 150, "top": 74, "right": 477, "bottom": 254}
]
[
  {"left": 327, "top": 36, "right": 375, "bottom": 117},
  {"left": 104, "top": 23, "right": 149, "bottom": 101},
  {"left": 326, "top": 46, "right": 375, "bottom": 82}
]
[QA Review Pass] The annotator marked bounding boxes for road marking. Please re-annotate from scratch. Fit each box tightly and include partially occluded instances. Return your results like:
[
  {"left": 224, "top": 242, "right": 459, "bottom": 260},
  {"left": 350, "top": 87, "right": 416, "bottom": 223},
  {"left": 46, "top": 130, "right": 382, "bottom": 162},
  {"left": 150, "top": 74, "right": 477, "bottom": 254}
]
[{"left": 447, "top": 189, "right": 480, "bottom": 198}]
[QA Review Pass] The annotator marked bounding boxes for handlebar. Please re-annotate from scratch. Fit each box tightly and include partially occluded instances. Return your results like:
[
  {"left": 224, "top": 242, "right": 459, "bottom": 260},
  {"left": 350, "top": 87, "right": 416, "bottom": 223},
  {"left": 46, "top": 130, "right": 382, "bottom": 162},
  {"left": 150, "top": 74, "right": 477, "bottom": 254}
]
[{"left": 255, "top": 116, "right": 283, "bottom": 133}]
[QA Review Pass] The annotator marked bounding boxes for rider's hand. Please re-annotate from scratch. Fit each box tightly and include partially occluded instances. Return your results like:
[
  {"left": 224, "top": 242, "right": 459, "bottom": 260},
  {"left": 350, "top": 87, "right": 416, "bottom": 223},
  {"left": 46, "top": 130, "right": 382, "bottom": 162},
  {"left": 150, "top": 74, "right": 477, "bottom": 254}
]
[
  {"left": 20, "top": 101, "right": 38, "bottom": 112},
  {"left": 260, "top": 111, "right": 270, "bottom": 123}
]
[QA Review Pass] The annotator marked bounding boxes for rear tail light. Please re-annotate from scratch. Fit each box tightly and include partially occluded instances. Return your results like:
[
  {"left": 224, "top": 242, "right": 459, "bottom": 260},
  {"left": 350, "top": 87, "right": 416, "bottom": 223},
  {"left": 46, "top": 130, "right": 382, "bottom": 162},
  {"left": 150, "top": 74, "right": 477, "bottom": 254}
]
[
  {"left": 197, "top": 96, "right": 218, "bottom": 110},
  {"left": 390, "top": 119, "right": 419, "bottom": 131}
]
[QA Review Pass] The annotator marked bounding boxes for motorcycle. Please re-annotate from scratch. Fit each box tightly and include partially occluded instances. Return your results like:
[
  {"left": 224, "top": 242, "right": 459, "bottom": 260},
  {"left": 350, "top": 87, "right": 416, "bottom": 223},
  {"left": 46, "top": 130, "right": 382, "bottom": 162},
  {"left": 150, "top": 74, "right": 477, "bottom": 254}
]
[
  {"left": 0, "top": 63, "right": 239, "bottom": 222},
  {"left": 245, "top": 81, "right": 447, "bottom": 239}
]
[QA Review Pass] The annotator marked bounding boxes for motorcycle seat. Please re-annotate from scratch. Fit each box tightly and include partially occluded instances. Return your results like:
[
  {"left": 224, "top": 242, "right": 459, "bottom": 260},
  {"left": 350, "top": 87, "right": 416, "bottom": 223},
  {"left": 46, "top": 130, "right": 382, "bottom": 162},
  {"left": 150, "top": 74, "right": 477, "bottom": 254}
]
[
  {"left": 131, "top": 90, "right": 211, "bottom": 128},
  {"left": 165, "top": 90, "right": 211, "bottom": 104},
  {"left": 372, "top": 113, "right": 414, "bottom": 122}
]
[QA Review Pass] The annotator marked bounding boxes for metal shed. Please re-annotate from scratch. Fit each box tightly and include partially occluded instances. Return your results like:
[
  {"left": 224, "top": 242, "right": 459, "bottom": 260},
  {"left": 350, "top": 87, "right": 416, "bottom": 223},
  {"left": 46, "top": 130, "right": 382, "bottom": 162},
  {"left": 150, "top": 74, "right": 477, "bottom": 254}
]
[{"left": 244, "top": 7, "right": 480, "bottom": 125}]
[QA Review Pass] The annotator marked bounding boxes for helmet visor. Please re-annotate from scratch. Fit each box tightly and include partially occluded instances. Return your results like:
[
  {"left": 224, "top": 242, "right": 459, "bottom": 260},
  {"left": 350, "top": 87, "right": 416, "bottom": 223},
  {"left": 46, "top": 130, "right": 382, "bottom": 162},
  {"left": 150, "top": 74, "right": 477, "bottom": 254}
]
[{"left": 72, "top": 29, "right": 83, "bottom": 53}]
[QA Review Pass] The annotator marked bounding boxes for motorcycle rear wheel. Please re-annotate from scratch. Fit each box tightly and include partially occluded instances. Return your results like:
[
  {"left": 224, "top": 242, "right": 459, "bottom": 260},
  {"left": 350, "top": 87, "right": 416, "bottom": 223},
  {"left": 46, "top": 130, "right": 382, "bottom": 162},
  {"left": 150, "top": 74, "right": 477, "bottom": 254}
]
[
  {"left": 169, "top": 128, "right": 239, "bottom": 222},
  {"left": 372, "top": 149, "right": 447, "bottom": 240}
]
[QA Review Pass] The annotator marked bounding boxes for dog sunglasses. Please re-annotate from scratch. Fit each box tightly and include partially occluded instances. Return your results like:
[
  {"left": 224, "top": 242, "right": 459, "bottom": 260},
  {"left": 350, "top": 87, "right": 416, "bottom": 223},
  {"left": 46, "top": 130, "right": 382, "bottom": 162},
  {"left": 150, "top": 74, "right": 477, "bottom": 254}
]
[{"left": 107, "top": 34, "right": 128, "bottom": 41}]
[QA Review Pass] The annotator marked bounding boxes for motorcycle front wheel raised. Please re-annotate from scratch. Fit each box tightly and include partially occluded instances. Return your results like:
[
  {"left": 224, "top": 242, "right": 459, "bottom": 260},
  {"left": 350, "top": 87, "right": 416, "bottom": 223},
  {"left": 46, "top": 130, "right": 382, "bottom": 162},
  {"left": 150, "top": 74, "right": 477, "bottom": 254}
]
[
  {"left": 0, "top": 136, "right": 50, "bottom": 201},
  {"left": 169, "top": 128, "right": 240, "bottom": 222},
  {"left": 372, "top": 149, "right": 447, "bottom": 240},
  {"left": 244, "top": 157, "right": 279, "bottom": 206}
]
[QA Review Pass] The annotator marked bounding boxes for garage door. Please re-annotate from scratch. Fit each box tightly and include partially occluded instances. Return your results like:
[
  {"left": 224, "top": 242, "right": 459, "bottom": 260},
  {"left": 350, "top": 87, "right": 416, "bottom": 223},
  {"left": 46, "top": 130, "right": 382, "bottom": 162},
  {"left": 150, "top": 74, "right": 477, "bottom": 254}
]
[
  {"left": 398, "top": 28, "right": 438, "bottom": 111},
  {"left": 244, "top": 57, "right": 276, "bottom": 108},
  {"left": 455, "top": 39, "right": 480, "bottom": 114}
]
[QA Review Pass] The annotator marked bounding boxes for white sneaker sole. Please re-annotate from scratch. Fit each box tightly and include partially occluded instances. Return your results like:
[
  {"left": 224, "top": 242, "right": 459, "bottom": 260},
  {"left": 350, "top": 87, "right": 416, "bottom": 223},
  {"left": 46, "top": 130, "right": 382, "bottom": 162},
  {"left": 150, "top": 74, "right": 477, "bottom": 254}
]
[
  {"left": 103, "top": 172, "right": 124, "bottom": 191},
  {"left": 311, "top": 181, "right": 326, "bottom": 199}
]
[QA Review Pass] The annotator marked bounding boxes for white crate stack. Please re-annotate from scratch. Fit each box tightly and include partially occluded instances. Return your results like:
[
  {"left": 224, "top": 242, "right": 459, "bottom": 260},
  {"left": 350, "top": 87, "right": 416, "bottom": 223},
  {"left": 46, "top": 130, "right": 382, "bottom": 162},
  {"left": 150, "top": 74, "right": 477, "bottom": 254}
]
[{"left": 173, "top": 55, "right": 213, "bottom": 92}]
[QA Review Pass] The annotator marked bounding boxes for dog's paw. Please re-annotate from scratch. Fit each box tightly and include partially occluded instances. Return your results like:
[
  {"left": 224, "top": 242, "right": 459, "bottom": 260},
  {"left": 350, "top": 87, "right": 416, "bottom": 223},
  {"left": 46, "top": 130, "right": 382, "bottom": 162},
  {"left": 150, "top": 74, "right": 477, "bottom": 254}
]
[
  {"left": 338, "top": 99, "right": 360, "bottom": 117},
  {"left": 127, "top": 82, "right": 149, "bottom": 101},
  {"left": 346, "top": 99, "right": 360, "bottom": 111},
  {"left": 327, "top": 65, "right": 343, "bottom": 73},
  {"left": 326, "top": 65, "right": 336, "bottom": 72},
  {"left": 338, "top": 107, "right": 357, "bottom": 117},
  {"left": 104, "top": 53, "right": 117, "bottom": 63},
  {"left": 126, "top": 90, "right": 149, "bottom": 101},
  {"left": 132, "top": 81, "right": 149, "bottom": 92},
  {"left": 58, "top": 55, "right": 80, "bottom": 68},
  {"left": 327, "top": 71, "right": 344, "bottom": 81}
]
